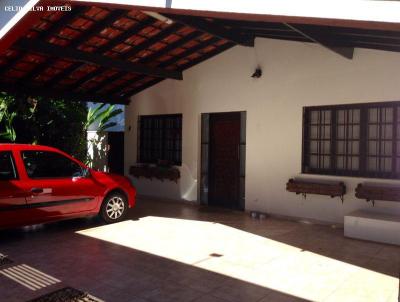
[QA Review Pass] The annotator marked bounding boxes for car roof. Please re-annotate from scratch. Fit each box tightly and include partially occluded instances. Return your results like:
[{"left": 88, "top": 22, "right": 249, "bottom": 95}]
[{"left": 0, "top": 144, "right": 61, "bottom": 152}]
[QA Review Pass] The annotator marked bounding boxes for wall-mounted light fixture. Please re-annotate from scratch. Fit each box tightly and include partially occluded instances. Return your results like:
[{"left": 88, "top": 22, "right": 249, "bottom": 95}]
[
  {"left": 251, "top": 67, "right": 262, "bottom": 78},
  {"left": 251, "top": 38, "right": 262, "bottom": 79}
]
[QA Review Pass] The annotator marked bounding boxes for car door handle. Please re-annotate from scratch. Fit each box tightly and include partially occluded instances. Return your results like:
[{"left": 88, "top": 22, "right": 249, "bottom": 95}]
[{"left": 30, "top": 188, "right": 43, "bottom": 194}]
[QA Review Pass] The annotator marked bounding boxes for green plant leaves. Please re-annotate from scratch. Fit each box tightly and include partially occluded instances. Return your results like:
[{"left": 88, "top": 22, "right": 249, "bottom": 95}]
[
  {"left": 85, "top": 103, "right": 123, "bottom": 167},
  {"left": 85, "top": 103, "right": 123, "bottom": 133},
  {"left": 0, "top": 96, "right": 17, "bottom": 142}
]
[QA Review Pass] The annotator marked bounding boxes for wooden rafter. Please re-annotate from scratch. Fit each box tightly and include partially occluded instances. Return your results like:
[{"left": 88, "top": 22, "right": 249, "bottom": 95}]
[
  {"left": 106, "top": 37, "right": 220, "bottom": 96},
  {"left": 15, "top": 38, "right": 183, "bottom": 80},
  {"left": 180, "top": 42, "right": 235, "bottom": 71},
  {"left": 69, "top": 21, "right": 182, "bottom": 91},
  {"left": 167, "top": 14, "right": 254, "bottom": 47},
  {"left": 20, "top": 9, "right": 127, "bottom": 83},
  {"left": 85, "top": 70, "right": 130, "bottom": 94},
  {"left": 66, "top": 18, "right": 156, "bottom": 90},
  {"left": 88, "top": 30, "right": 203, "bottom": 94},
  {"left": 125, "top": 41, "right": 235, "bottom": 97},
  {"left": 0, "top": 7, "right": 87, "bottom": 76},
  {"left": 46, "top": 61, "right": 82, "bottom": 87},
  {"left": 94, "top": 17, "right": 154, "bottom": 54},
  {"left": 0, "top": 81, "right": 125, "bottom": 104},
  {"left": 284, "top": 23, "right": 354, "bottom": 59},
  {"left": 122, "top": 78, "right": 163, "bottom": 97},
  {"left": 116, "top": 39, "right": 234, "bottom": 98},
  {"left": 8, "top": 5, "right": 400, "bottom": 103},
  {"left": 159, "top": 37, "right": 220, "bottom": 68},
  {"left": 71, "top": 9, "right": 127, "bottom": 46},
  {"left": 120, "top": 22, "right": 184, "bottom": 60},
  {"left": 141, "top": 31, "right": 204, "bottom": 64}
]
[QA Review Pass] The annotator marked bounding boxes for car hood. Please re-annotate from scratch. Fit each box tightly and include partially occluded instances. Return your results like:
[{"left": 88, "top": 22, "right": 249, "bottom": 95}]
[{"left": 90, "top": 170, "right": 132, "bottom": 187}]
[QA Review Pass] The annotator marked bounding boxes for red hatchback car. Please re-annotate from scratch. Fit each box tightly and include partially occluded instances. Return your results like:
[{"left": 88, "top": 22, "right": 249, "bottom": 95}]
[{"left": 0, "top": 144, "right": 136, "bottom": 229}]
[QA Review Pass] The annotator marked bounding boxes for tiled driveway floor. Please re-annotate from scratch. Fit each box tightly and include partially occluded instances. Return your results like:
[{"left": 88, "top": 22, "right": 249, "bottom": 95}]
[{"left": 0, "top": 198, "right": 399, "bottom": 302}]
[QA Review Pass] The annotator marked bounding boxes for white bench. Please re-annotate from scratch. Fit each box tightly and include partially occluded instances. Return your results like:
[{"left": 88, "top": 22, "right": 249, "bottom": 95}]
[{"left": 344, "top": 210, "right": 400, "bottom": 246}]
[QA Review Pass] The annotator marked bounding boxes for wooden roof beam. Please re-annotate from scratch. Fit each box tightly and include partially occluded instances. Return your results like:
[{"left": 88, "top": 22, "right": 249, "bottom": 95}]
[
  {"left": 68, "top": 0, "right": 400, "bottom": 31},
  {"left": 94, "top": 17, "right": 154, "bottom": 54},
  {"left": 15, "top": 38, "right": 183, "bottom": 80},
  {"left": 125, "top": 41, "right": 236, "bottom": 98},
  {"left": 20, "top": 9, "right": 126, "bottom": 83},
  {"left": 66, "top": 18, "right": 157, "bottom": 90},
  {"left": 0, "top": 6, "right": 87, "bottom": 76},
  {"left": 284, "top": 23, "right": 354, "bottom": 59},
  {"left": 120, "top": 22, "right": 184, "bottom": 59},
  {"left": 106, "top": 35, "right": 222, "bottom": 96},
  {"left": 70, "top": 21, "right": 182, "bottom": 91},
  {"left": 46, "top": 61, "right": 82, "bottom": 87},
  {"left": 88, "top": 30, "right": 203, "bottom": 94},
  {"left": 0, "top": 81, "right": 126, "bottom": 104},
  {"left": 70, "top": 9, "right": 127, "bottom": 47},
  {"left": 141, "top": 31, "right": 204, "bottom": 64},
  {"left": 167, "top": 14, "right": 254, "bottom": 47},
  {"left": 123, "top": 78, "right": 163, "bottom": 98},
  {"left": 125, "top": 40, "right": 236, "bottom": 98},
  {"left": 159, "top": 37, "right": 220, "bottom": 67}
]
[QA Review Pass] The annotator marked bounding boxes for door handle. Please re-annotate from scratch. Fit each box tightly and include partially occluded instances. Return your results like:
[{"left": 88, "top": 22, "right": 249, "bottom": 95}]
[{"left": 30, "top": 188, "right": 43, "bottom": 194}]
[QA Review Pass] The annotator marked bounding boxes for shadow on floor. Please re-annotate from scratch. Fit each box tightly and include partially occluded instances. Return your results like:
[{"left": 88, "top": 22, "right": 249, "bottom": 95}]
[
  {"left": 0, "top": 220, "right": 308, "bottom": 302},
  {"left": 130, "top": 198, "right": 400, "bottom": 279},
  {"left": 0, "top": 198, "right": 398, "bottom": 302}
]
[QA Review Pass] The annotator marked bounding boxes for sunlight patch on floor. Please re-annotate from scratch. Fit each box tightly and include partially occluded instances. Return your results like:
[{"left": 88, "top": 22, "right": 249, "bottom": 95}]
[{"left": 76, "top": 217, "right": 398, "bottom": 301}]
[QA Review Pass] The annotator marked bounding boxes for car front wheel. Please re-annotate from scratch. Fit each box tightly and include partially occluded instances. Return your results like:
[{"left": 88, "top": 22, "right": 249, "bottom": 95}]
[{"left": 100, "top": 192, "right": 128, "bottom": 223}]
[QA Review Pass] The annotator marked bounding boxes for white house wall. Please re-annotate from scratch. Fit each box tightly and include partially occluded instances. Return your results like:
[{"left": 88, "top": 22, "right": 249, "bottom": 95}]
[
  {"left": 125, "top": 37, "right": 400, "bottom": 224},
  {"left": 87, "top": 130, "right": 109, "bottom": 172}
]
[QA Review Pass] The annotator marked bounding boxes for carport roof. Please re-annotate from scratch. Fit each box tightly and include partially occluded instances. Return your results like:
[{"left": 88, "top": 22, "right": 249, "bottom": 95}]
[{"left": 0, "top": 2, "right": 400, "bottom": 104}]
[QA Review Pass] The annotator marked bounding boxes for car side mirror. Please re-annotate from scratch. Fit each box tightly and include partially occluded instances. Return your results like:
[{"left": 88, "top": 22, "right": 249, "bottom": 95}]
[
  {"left": 73, "top": 168, "right": 91, "bottom": 179},
  {"left": 82, "top": 168, "right": 91, "bottom": 178}
]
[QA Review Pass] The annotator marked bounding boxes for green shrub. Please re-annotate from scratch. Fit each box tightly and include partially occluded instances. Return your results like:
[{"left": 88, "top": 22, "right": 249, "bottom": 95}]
[{"left": 0, "top": 93, "right": 88, "bottom": 161}]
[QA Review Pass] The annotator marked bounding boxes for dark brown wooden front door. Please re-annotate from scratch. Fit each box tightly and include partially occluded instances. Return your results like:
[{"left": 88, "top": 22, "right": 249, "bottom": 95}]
[{"left": 209, "top": 112, "right": 241, "bottom": 209}]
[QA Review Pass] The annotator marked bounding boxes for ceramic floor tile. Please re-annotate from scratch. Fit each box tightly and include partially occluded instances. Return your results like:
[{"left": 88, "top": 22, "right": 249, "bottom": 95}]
[
  {"left": 192, "top": 294, "right": 230, "bottom": 302},
  {"left": 139, "top": 282, "right": 204, "bottom": 302},
  {"left": 259, "top": 291, "right": 310, "bottom": 302},
  {"left": 323, "top": 268, "right": 397, "bottom": 302},
  {"left": 0, "top": 198, "right": 398, "bottom": 302}
]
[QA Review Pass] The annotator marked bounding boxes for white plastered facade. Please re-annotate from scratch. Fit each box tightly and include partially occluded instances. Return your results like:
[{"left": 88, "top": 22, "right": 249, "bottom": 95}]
[{"left": 125, "top": 37, "right": 400, "bottom": 224}]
